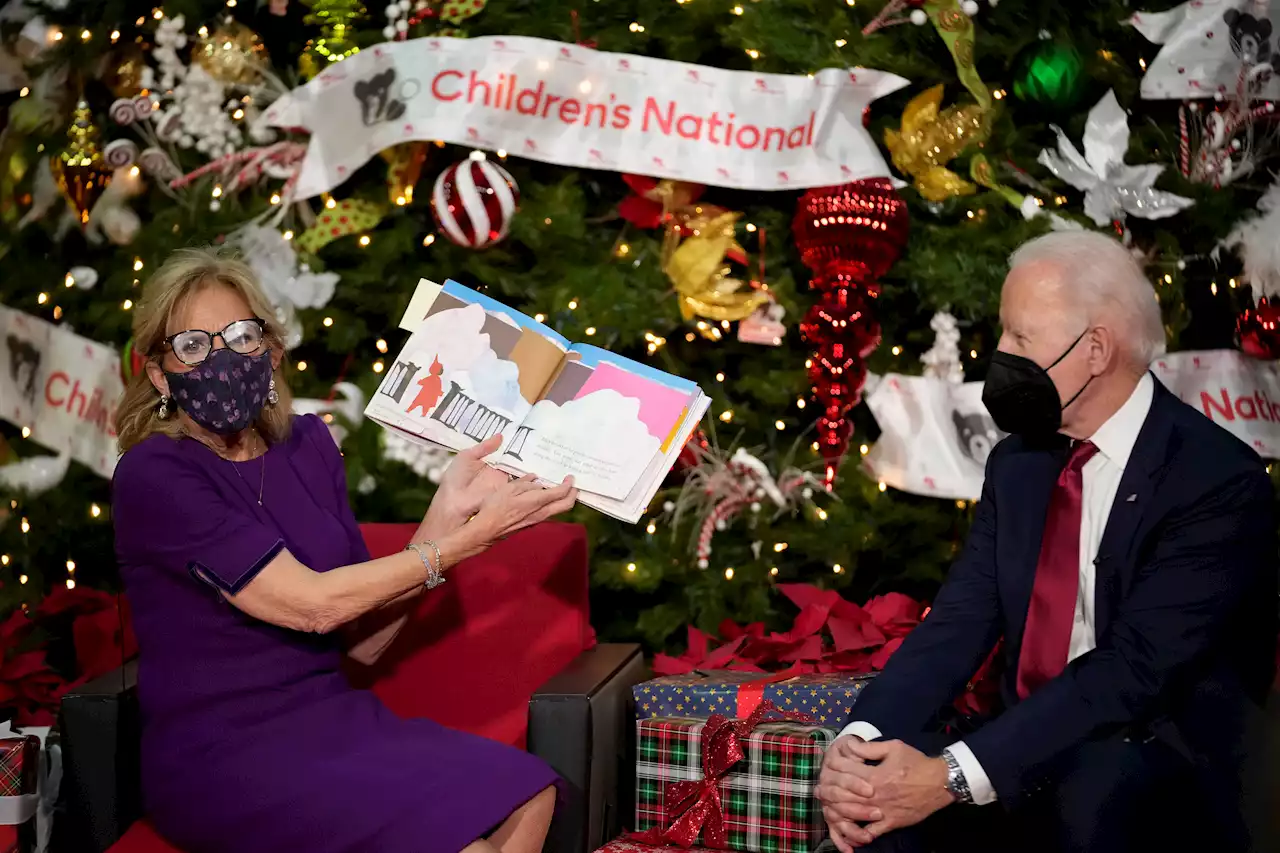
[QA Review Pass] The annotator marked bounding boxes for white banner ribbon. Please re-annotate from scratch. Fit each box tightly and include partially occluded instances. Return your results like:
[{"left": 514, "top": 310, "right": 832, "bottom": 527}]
[
  {"left": 0, "top": 304, "right": 123, "bottom": 479},
  {"left": 1150, "top": 349, "right": 1280, "bottom": 458},
  {"left": 262, "top": 35, "right": 908, "bottom": 198}
]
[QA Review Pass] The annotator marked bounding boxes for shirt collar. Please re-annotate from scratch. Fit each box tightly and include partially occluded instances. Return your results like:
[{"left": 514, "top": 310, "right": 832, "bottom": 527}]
[{"left": 1088, "top": 372, "right": 1154, "bottom": 471}]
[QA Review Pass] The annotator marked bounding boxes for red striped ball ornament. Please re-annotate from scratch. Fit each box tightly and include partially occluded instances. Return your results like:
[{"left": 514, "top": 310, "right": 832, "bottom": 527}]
[{"left": 430, "top": 156, "right": 520, "bottom": 249}]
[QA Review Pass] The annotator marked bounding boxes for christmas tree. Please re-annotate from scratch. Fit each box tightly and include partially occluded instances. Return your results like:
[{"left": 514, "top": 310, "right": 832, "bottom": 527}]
[{"left": 0, "top": 0, "right": 1274, "bottom": 679}]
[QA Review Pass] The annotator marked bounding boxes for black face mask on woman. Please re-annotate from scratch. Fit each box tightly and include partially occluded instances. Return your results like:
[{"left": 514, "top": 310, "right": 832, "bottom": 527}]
[{"left": 981, "top": 328, "right": 1094, "bottom": 437}]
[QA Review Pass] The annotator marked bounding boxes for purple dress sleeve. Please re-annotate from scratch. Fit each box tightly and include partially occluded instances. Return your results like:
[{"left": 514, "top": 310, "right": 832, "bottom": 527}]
[
  {"left": 113, "top": 439, "right": 286, "bottom": 594},
  {"left": 297, "top": 414, "right": 372, "bottom": 564}
]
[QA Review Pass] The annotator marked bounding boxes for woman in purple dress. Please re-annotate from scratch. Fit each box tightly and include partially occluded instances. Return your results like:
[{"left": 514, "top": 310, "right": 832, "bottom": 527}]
[{"left": 111, "top": 249, "right": 578, "bottom": 853}]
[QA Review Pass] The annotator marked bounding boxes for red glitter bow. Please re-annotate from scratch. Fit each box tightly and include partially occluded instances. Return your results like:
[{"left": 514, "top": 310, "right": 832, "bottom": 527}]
[{"left": 628, "top": 700, "right": 809, "bottom": 849}]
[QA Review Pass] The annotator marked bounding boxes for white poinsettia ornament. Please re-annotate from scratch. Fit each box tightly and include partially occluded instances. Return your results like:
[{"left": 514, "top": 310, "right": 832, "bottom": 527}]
[
  {"left": 1038, "top": 90, "right": 1194, "bottom": 227},
  {"left": 228, "top": 224, "right": 339, "bottom": 349}
]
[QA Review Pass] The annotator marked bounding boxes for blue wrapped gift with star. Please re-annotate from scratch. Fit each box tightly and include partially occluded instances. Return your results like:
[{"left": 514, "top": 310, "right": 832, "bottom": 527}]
[{"left": 633, "top": 670, "right": 875, "bottom": 727}]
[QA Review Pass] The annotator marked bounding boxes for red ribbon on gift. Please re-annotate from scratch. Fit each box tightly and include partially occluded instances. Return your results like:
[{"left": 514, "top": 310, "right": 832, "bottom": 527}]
[
  {"left": 628, "top": 701, "right": 811, "bottom": 850},
  {"left": 652, "top": 583, "right": 1002, "bottom": 717}
]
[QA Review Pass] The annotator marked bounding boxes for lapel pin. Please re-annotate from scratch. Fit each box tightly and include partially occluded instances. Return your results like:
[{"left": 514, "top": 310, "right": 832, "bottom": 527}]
[{"left": 1126, "top": 493, "right": 1138, "bottom": 502}]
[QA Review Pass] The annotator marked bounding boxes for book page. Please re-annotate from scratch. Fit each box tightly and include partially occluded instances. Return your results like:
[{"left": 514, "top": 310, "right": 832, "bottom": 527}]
[
  {"left": 497, "top": 345, "right": 700, "bottom": 500},
  {"left": 366, "top": 279, "right": 567, "bottom": 456}
]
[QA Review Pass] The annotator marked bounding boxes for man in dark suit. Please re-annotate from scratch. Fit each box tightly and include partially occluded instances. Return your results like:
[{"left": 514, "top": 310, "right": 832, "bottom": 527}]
[{"left": 817, "top": 231, "right": 1277, "bottom": 852}]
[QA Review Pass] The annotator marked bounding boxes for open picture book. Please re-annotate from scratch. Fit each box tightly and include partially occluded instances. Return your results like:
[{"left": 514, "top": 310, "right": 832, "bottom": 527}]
[{"left": 365, "top": 279, "right": 710, "bottom": 523}]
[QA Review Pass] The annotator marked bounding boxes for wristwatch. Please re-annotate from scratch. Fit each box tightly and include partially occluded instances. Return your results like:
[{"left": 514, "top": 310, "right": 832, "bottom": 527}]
[{"left": 941, "top": 749, "right": 974, "bottom": 805}]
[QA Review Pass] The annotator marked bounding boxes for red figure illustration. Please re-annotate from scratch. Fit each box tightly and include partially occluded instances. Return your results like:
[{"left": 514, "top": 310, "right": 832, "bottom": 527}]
[{"left": 406, "top": 356, "right": 445, "bottom": 417}]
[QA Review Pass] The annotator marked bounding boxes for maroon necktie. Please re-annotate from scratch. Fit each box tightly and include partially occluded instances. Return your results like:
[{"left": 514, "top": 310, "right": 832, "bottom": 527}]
[{"left": 1015, "top": 440, "right": 1099, "bottom": 700}]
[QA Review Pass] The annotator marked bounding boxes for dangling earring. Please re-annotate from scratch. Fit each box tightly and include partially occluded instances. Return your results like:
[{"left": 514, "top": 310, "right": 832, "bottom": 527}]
[
  {"left": 266, "top": 377, "right": 279, "bottom": 406},
  {"left": 158, "top": 395, "right": 171, "bottom": 420}
]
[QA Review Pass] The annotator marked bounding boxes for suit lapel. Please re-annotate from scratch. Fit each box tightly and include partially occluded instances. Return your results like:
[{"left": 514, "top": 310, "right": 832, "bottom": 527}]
[{"left": 1093, "top": 380, "right": 1179, "bottom": 638}]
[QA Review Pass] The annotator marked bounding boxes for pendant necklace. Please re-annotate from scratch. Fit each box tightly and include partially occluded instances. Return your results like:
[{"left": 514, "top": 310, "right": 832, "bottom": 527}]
[{"left": 229, "top": 430, "right": 267, "bottom": 506}]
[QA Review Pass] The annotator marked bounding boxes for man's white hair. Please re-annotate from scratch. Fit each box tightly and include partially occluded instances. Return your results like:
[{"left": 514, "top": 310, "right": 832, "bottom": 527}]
[{"left": 1008, "top": 231, "right": 1166, "bottom": 366}]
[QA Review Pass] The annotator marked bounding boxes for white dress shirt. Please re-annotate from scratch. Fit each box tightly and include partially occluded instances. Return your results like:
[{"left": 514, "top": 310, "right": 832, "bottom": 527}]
[{"left": 839, "top": 373, "right": 1155, "bottom": 804}]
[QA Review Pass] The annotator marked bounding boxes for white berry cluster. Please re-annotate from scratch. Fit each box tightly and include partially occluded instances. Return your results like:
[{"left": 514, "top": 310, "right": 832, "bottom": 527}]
[
  {"left": 383, "top": 0, "right": 430, "bottom": 41},
  {"left": 140, "top": 15, "right": 256, "bottom": 173},
  {"left": 921, "top": 311, "right": 964, "bottom": 384},
  {"left": 910, "top": 0, "right": 994, "bottom": 26},
  {"left": 382, "top": 430, "right": 454, "bottom": 484}
]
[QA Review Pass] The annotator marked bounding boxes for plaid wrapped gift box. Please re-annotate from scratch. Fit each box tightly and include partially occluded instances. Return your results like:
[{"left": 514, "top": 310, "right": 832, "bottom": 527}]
[
  {"left": 596, "top": 838, "right": 837, "bottom": 853},
  {"left": 633, "top": 671, "right": 873, "bottom": 726},
  {"left": 0, "top": 736, "right": 39, "bottom": 853},
  {"left": 635, "top": 717, "right": 836, "bottom": 853}
]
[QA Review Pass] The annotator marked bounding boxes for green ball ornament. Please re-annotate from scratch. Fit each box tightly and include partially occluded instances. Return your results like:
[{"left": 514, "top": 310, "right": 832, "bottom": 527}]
[{"left": 1013, "top": 40, "right": 1087, "bottom": 110}]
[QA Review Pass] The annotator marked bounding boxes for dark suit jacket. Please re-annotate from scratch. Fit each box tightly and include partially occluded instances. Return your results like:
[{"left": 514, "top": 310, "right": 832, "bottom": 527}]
[{"left": 850, "top": 377, "right": 1278, "bottom": 804}]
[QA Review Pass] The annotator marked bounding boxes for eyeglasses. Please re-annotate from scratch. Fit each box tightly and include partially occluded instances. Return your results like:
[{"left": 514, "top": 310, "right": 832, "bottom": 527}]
[{"left": 164, "top": 318, "right": 267, "bottom": 367}]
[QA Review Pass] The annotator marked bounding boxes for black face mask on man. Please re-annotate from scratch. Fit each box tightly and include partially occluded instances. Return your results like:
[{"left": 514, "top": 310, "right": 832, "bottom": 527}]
[{"left": 981, "top": 328, "right": 1094, "bottom": 437}]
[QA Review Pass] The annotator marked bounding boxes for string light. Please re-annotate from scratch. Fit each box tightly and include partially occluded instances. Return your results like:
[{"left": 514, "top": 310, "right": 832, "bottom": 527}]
[
  {"left": 724, "top": 567, "right": 734, "bottom": 579},
  {"left": 1229, "top": 278, "right": 1238, "bottom": 288},
  {"left": 1210, "top": 281, "right": 1219, "bottom": 296},
  {"left": 1163, "top": 274, "right": 1173, "bottom": 284},
  {"left": 816, "top": 508, "right": 828, "bottom": 521},
  {"left": 111, "top": 29, "right": 120, "bottom": 41},
  {"left": 534, "top": 313, "right": 546, "bottom": 323},
  {"left": 19, "top": 87, "right": 29, "bottom": 97},
  {"left": 323, "top": 316, "right": 334, "bottom": 327},
  {"left": 0, "top": 555, "right": 6, "bottom": 566},
  {"left": 891, "top": 346, "right": 901, "bottom": 355},
  {"left": 833, "top": 564, "right": 844, "bottom": 574},
  {"left": 51, "top": 29, "right": 62, "bottom": 41},
  {"left": 19, "top": 575, "right": 27, "bottom": 585},
  {"left": 646, "top": 521, "right": 657, "bottom": 535},
  {"left": 955, "top": 500, "right": 967, "bottom": 509},
  {"left": 745, "top": 48, "right": 760, "bottom": 59},
  {"left": 376, "top": 339, "right": 388, "bottom": 353},
  {"left": 296, "top": 360, "right": 308, "bottom": 371},
  {"left": 133, "top": 258, "right": 144, "bottom": 271},
  {"left": 283, "top": 230, "right": 295, "bottom": 241},
  {"left": 1138, "top": 58, "right": 1148, "bottom": 71},
  {"left": 37, "top": 292, "right": 48, "bottom": 305},
  {"left": 644, "top": 332, "right": 666, "bottom": 354},
  {"left": 834, "top": 38, "right": 847, "bottom": 47},
  {"left": 715, "top": 372, "right": 725, "bottom": 382},
  {"left": 993, "top": 89, "right": 1006, "bottom": 100},
  {"left": 152, "top": 7, "right": 163, "bottom": 18},
  {"left": 90, "top": 503, "right": 102, "bottom": 518},
  {"left": 358, "top": 235, "right": 371, "bottom": 247},
  {"left": 584, "top": 326, "right": 597, "bottom": 336},
  {"left": 422, "top": 234, "right": 435, "bottom": 247},
  {"left": 628, "top": 21, "right": 645, "bottom": 32},
  {"left": 811, "top": 441, "right": 820, "bottom": 452},
  {"left": 775, "top": 420, "right": 785, "bottom": 430},
  {"left": 211, "top": 185, "right": 223, "bottom": 199},
  {"left": 80, "top": 29, "right": 91, "bottom": 41},
  {"left": 568, "top": 299, "right": 579, "bottom": 310},
  {"left": 270, "top": 193, "right": 282, "bottom": 205},
  {"left": 544, "top": 218, "right": 552, "bottom": 225},
  {"left": 773, "top": 542, "right": 788, "bottom": 552},
  {"left": 770, "top": 567, "right": 780, "bottom": 576},
  {"left": 20, "top": 427, "right": 30, "bottom": 439},
  {"left": 732, "top": 4, "right": 743, "bottom": 13},
  {"left": 878, "top": 481, "right": 887, "bottom": 492},
  {"left": 20, "top": 518, "right": 30, "bottom": 534},
  {"left": 325, "top": 197, "right": 337, "bottom": 209},
  {"left": 970, "top": 349, "right": 978, "bottom": 358},
  {"left": 719, "top": 410, "right": 734, "bottom": 423},
  {"left": 616, "top": 243, "right": 631, "bottom": 257},
  {"left": 53, "top": 306, "right": 62, "bottom": 320},
  {"left": 626, "top": 563, "right": 637, "bottom": 573},
  {"left": 860, "top": 444, "right": 869, "bottom": 455},
  {"left": 66, "top": 579, "right": 76, "bottom": 589},
  {"left": 497, "top": 149, "right": 507, "bottom": 158},
  {"left": 373, "top": 360, "right": 385, "bottom": 373},
  {"left": 66, "top": 560, "right": 76, "bottom": 573},
  {"left": 64, "top": 273, "right": 74, "bottom": 288}
]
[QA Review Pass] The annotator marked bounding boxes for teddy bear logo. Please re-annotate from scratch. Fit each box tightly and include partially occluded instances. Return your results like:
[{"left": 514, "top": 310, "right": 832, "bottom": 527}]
[
  {"left": 951, "top": 409, "right": 1002, "bottom": 467},
  {"left": 353, "top": 69, "right": 408, "bottom": 126},
  {"left": 1223, "top": 8, "right": 1274, "bottom": 66}
]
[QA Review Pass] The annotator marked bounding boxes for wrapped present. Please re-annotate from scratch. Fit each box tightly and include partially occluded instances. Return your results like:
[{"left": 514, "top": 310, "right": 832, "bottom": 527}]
[
  {"left": 633, "top": 671, "right": 873, "bottom": 726},
  {"left": 0, "top": 736, "right": 39, "bottom": 853},
  {"left": 597, "top": 839, "right": 837, "bottom": 853},
  {"left": 633, "top": 703, "right": 834, "bottom": 853}
]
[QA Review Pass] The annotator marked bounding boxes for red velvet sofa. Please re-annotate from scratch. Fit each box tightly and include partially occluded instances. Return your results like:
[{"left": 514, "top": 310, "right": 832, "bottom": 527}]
[{"left": 57, "top": 521, "right": 637, "bottom": 853}]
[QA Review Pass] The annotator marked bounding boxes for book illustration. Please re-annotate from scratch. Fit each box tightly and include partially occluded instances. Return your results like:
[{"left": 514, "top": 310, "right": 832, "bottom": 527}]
[
  {"left": 375, "top": 296, "right": 565, "bottom": 448},
  {"left": 406, "top": 356, "right": 445, "bottom": 416}
]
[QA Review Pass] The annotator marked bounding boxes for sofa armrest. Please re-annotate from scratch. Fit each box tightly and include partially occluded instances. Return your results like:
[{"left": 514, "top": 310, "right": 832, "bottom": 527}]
[
  {"left": 528, "top": 644, "right": 647, "bottom": 853},
  {"left": 55, "top": 661, "right": 142, "bottom": 853}
]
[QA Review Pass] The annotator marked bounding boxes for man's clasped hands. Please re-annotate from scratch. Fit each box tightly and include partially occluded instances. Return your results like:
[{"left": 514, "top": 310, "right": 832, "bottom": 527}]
[{"left": 816, "top": 736, "right": 957, "bottom": 852}]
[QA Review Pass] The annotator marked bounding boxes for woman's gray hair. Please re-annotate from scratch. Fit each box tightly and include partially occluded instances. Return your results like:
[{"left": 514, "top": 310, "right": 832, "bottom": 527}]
[{"left": 1008, "top": 231, "right": 1167, "bottom": 366}]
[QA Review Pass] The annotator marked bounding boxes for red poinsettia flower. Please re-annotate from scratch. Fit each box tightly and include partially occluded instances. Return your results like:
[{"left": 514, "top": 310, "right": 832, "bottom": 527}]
[{"left": 617, "top": 174, "right": 705, "bottom": 230}]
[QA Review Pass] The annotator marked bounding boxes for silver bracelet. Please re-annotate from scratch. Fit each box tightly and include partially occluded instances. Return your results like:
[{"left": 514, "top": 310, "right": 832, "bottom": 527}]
[{"left": 405, "top": 541, "right": 446, "bottom": 590}]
